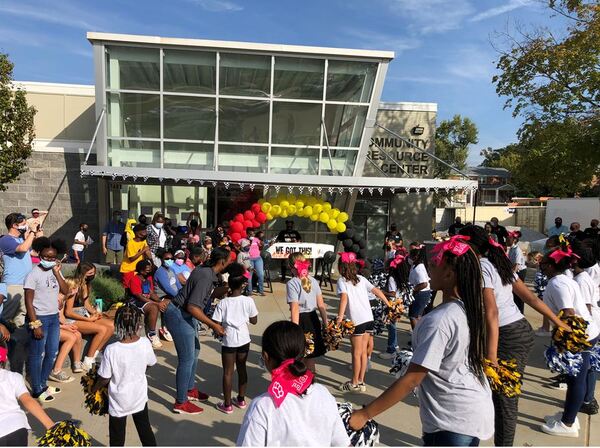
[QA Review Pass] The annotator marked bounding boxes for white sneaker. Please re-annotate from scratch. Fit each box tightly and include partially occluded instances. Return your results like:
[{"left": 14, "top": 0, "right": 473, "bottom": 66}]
[
  {"left": 82, "top": 357, "right": 95, "bottom": 371},
  {"left": 160, "top": 327, "right": 173, "bottom": 342},
  {"left": 544, "top": 412, "right": 580, "bottom": 430},
  {"left": 149, "top": 334, "right": 163, "bottom": 349},
  {"left": 541, "top": 419, "right": 579, "bottom": 437}
]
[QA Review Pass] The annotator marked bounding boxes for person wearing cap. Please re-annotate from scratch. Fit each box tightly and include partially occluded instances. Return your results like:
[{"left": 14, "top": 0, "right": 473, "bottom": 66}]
[
  {"left": 26, "top": 209, "right": 48, "bottom": 234},
  {"left": 0, "top": 213, "right": 42, "bottom": 373},
  {"left": 276, "top": 221, "right": 302, "bottom": 281},
  {"left": 119, "top": 224, "right": 151, "bottom": 290}
]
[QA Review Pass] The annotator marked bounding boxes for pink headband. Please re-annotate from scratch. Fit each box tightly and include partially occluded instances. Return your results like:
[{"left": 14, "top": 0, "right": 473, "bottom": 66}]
[
  {"left": 243, "top": 270, "right": 251, "bottom": 280},
  {"left": 0, "top": 346, "right": 7, "bottom": 363},
  {"left": 431, "top": 235, "right": 471, "bottom": 266},
  {"left": 549, "top": 247, "right": 580, "bottom": 264},
  {"left": 339, "top": 252, "right": 357, "bottom": 264},
  {"left": 489, "top": 237, "right": 504, "bottom": 249},
  {"left": 508, "top": 231, "right": 520, "bottom": 239},
  {"left": 390, "top": 254, "right": 406, "bottom": 268},
  {"left": 294, "top": 260, "right": 311, "bottom": 279},
  {"left": 268, "top": 359, "right": 314, "bottom": 407},
  {"left": 356, "top": 259, "right": 365, "bottom": 269}
]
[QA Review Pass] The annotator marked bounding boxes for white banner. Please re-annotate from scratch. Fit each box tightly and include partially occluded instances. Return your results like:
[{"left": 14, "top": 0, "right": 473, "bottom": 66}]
[{"left": 267, "top": 242, "right": 335, "bottom": 259}]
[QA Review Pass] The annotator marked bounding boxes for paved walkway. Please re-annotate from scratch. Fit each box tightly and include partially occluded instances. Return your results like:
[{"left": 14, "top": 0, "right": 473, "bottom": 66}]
[{"left": 27, "top": 281, "right": 600, "bottom": 446}]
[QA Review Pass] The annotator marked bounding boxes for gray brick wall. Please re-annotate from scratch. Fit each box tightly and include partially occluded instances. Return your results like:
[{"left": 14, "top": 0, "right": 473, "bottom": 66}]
[{"left": 0, "top": 152, "right": 101, "bottom": 261}]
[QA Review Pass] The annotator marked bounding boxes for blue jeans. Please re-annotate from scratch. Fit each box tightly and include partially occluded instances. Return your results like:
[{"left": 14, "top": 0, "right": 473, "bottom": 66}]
[
  {"left": 423, "top": 431, "right": 480, "bottom": 446},
  {"left": 563, "top": 336, "right": 599, "bottom": 424},
  {"left": 27, "top": 313, "right": 60, "bottom": 397},
  {"left": 386, "top": 322, "right": 398, "bottom": 353},
  {"left": 163, "top": 303, "right": 200, "bottom": 403},
  {"left": 249, "top": 257, "right": 264, "bottom": 294}
]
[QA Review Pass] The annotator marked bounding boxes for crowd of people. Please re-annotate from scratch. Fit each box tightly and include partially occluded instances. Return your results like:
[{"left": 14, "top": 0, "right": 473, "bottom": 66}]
[{"left": 1, "top": 208, "right": 600, "bottom": 446}]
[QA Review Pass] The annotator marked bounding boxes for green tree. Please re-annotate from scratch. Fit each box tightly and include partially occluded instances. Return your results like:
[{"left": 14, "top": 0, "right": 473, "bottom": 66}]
[
  {"left": 434, "top": 114, "right": 478, "bottom": 178},
  {"left": 0, "top": 53, "right": 36, "bottom": 191}
]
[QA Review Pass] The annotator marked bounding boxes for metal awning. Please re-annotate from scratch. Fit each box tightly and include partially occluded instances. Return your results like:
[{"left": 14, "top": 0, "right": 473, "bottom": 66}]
[{"left": 80, "top": 165, "right": 478, "bottom": 194}]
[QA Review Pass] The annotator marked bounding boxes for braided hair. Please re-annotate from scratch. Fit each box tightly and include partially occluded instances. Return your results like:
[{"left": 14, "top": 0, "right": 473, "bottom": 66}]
[
  {"left": 114, "top": 303, "right": 143, "bottom": 340},
  {"left": 387, "top": 258, "right": 410, "bottom": 290},
  {"left": 459, "top": 225, "right": 514, "bottom": 286}
]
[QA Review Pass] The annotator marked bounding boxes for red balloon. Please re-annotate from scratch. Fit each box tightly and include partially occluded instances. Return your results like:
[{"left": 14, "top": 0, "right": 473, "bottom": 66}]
[
  {"left": 231, "top": 221, "right": 244, "bottom": 233},
  {"left": 243, "top": 220, "right": 253, "bottom": 229},
  {"left": 256, "top": 212, "right": 267, "bottom": 223},
  {"left": 240, "top": 230, "right": 247, "bottom": 239},
  {"left": 229, "top": 251, "right": 237, "bottom": 262},
  {"left": 231, "top": 232, "right": 242, "bottom": 242},
  {"left": 243, "top": 210, "right": 255, "bottom": 220},
  {"left": 251, "top": 219, "right": 260, "bottom": 228},
  {"left": 251, "top": 203, "right": 261, "bottom": 214},
  {"left": 235, "top": 213, "right": 244, "bottom": 222}
]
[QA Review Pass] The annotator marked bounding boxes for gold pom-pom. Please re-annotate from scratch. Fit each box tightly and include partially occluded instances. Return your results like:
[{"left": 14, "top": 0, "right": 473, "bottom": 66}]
[
  {"left": 37, "top": 420, "right": 91, "bottom": 447},
  {"left": 323, "top": 320, "right": 355, "bottom": 351},
  {"left": 385, "top": 299, "right": 404, "bottom": 323},
  {"left": 80, "top": 365, "right": 108, "bottom": 416},
  {"left": 484, "top": 358, "right": 522, "bottom": 398},
  {"left": 553, "top": 312, "right": 592, "bottom": 353},
  {"left": 305, "top": 332, "right": 315, "bottom": 356}
]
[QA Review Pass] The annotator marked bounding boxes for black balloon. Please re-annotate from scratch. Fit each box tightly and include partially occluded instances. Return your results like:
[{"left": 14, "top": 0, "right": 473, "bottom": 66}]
[
  {"left": 343, "top": 239, "right": 353, "bottom": 250},
  {"left": 352, "top": 235, "right": 361, "bottom": 243},
  {"left": 351, "top": 244, "right": 360, "bottom": 254},
  {"left": 358, "top": 248, "right": 368, "bottom": 259},
  {"left": 358, "top": 239, "right": 367, "bottom": 249},
  {"left": 337, "top": 232, "right": 348, "bottom": 241},
  {"left": 345, "top": 228, "right": 355, "bottom": 239}
]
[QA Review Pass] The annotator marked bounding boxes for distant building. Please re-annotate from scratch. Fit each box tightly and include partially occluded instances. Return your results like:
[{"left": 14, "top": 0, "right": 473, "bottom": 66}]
[{"left": 465, "top": 166, "right": 515, "bottom": 205}]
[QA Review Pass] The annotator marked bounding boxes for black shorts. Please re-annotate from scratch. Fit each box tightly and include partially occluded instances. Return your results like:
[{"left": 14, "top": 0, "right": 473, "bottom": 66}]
[
  {"left": 353, "top": 321, "right": 374, "bottom": 336},
  {"left": 222, "top": 343, "right": 250, "bottom": 354}
]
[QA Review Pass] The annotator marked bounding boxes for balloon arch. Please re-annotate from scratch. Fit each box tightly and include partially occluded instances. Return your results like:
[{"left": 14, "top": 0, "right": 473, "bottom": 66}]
[{"left": 227, "top": 194, "right": 368, "bottom": 260}]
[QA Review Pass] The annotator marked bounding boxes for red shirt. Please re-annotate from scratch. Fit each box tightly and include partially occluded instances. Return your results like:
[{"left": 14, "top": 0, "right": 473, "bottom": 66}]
[{"left": 129, "top": 274, "right": 154, "bottom": 296}]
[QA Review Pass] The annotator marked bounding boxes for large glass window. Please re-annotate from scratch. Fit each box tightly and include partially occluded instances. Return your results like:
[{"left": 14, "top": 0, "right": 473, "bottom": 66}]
[
  {"left": 108, "top": 139, "right": 160, "bottom": 168},
  {"left": 324, "top": 104, "right": 368, "bottom": 147},
  {"left": 273, "top": 57, "right": 324, "bottom": 100},
  {"left": 321, "top": 149, "right": 357, "bottom": 176},
  {"left": 164, "top": 142, "right": 213, "bottom": 170},
  {"left": 272, "top": 102, "right": 321, "bottom": 145},
  {"left": 106, "top": 46, "right": 160, "bottom": 91},
  {"left": 163, "top": 50, "right": 216, "bottom": 94},
  {"left": 326, "top": 60, "right": 377, "bottom": 102},
  {"left": 270, "top": 147, "right": 319, "bottom": 175},
  {"left": 219, "top": 99, "right": 269, "bottom": 143},
  {"left": 163, "top": 96, "right": 216, "bottom": 140},
  {"left": 219, "top": 54, "right": 271, "bottom": 97},
  {"left": 163, "top": 185, "right": 209, "bottom": 228},
  {"left": 107, "top": 93, "right": 160, "bottom": 138},
  {"left": 218, "top": 145, "right": 267, "bottom": 173}
]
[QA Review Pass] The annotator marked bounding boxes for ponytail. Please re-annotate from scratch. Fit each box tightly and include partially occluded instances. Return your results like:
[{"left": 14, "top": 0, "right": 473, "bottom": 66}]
[
  {"left": 289, "top": 252, "right": 312, "bottom": 293},
  {"left": 262, "top": 321, "right": 314, "bottom": 380}
]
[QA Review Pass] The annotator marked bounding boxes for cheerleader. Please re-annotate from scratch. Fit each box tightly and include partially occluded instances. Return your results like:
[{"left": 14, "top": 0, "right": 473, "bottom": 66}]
[
  {"left": 459, "top": 225, "right": 567, "bottom": 446},
  {"left": 407, "top": 244, "right": 432, "bottom": 329},
  {"left": 237, "top": 321, "right": 349, "bottom": 446},
  {"left": 336, "top": 252, "right": 391, "bottom": 392},
  {"left": 286, "top": 253, "right": 328, "bottom": 372},
  {"left": 349, "top": 236, "right": 494, "bottom": 446},
  {"left": 539, "top": 243, "right": 600, "bottom": 437}
]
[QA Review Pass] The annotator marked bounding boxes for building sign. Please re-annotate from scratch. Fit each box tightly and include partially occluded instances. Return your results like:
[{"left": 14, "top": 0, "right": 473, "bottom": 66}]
[
  {"left": 368, "top": 137, "right": 431, "bottom": 175},
  {"left": 267, "top": 243, "right": 335, "bottom": 259}
]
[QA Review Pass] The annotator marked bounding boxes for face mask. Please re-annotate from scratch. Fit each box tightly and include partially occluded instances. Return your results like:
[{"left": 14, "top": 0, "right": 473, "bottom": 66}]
[
  {"left": 17, "top": 225, "right": 27, "bottom": 233},
  {"left": 205, "top": 243, "right": 212, "bottom": 249},
  {"left": 164, "top": 259, "right": 174, "bottom": 268},
  {"left": 139, "top": 235, "right": 147, "bottom": 241},
  {"left": 243, "top": 246, "right": 250, "bottom": 252},
  {"left": 85, "top": 275, "right": 95, "bottom": 283},
  {"left": 175, "top": 258, "right": 185, "bottom": 266},
  {"left": 155, "top": 223, "right": 164, "bottom": 229},
  {"left": 39, "top": 259, "right": 56, "bottom": 269}
]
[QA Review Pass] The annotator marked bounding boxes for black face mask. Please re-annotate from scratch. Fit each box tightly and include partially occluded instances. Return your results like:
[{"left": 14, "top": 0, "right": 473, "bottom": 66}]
[{"left": 85, "top": 276, "right": 95, "bottom": 283}]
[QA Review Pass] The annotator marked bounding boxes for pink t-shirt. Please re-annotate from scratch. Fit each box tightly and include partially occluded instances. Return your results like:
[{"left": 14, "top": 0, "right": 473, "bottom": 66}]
[{"left": 249, "top": 238, "right": 261, "bottom": 259}]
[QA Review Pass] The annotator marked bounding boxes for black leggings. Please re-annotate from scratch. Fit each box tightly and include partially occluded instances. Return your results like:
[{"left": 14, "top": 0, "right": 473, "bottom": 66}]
[
  {"left": 109, "top": 404, "right": 156, "bottom": 447},
  {"left": 0, "top": 428, "right": 28, "bottom": 446},
  {"left": 222, "top": 349, "right": 249, "bottom": 406}
]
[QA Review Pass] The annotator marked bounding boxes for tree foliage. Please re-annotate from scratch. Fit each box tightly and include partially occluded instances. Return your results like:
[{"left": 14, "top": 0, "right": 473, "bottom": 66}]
[
  {"left": 433, "top": 114, "right": 478, "bottom": 178},
  {"left": 0, "top": 53, "right": 36, "bottom": 191}
]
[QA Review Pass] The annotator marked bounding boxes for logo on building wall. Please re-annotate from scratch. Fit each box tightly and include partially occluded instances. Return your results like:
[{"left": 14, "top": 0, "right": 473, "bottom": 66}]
[{"left": 368, "top": 137, "right": 432, "bottom": 176}]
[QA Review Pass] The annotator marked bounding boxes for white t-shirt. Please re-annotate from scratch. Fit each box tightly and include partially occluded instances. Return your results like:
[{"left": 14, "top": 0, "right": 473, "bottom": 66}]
[
  {"left": 411, "top": 300, "right": 494, "bottom": 440},
  {"left": 574, "top": 271, "right": 600, "bottom": 328},
  {"left": 336, "top": 275, "right": 375, "bottom": 325},
  {"left": 236, "top": 383, "right": 349, "bottom": 447},
  {"left": 98, "top": 338, "right": 157, "bottom": 417},
  {"left": 0, "top": 369, "right": 30, "bottom": 438},
  {"left": 480, "top": 258, "right": 523, "bottom": 327},
  {"left": 72, "top": 231, "right": 86, "bottom": 252},
  {"left": 543, "top": 274, "right": 600, "bottom": 341},
  {"left": 286, "top": 277, "right": 321, "bottom": 313},
  {"left": 212, "top": 295, "right": 258, "bottom": 348},
  {"left": 585, "top": 263, "right": 600, "bottom": 299},
  {"left": 508, "top": 245, "right": 526, "bottom": 272},
  {"left": 409, "top": 264, "right": 430, "bottom": 291}
]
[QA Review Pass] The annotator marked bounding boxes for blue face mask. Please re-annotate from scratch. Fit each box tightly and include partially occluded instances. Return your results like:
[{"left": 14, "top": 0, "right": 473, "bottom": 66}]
[
  {"left": 164, "top": 259, "right": 174, "bottom": 268},
  {"left": 155, "top": 222, "right": 164, "bottom": 229},
  {"left": 39, "top": 259, "right": 56, "bottom": 269}
]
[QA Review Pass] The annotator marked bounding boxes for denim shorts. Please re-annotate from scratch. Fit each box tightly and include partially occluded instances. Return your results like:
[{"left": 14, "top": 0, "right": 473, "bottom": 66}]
[{"left": 409, "top": 290, "right": 432, "bottom": 319}]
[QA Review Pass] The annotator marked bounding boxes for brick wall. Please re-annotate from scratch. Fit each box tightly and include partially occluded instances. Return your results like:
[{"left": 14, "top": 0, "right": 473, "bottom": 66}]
[{"left": 0, "top": 151, "right": 101, "bottom": 261}]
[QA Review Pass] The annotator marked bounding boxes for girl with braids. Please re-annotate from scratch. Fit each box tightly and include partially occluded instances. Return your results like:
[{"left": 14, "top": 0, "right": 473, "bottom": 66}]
[
  {"left": 349, "top": 236, "right": 494, "bottom": 446},
  {"left": 539, "top": 244, "right": 600, "bottom": 437},
  {"left": 408, "top": 243, "right": 432, "bottom": 329},
  {"left": 336, "top": 252, "right": 391, "bottom": 393},
  {"left": 458, "top": 225, "right": 567, "bottom": 446},
  {"left": 64, "top": 262, "right": 114, "bottom": 371},
  {"left": 95, "top": 304, "right": 157, "bottom": 446},
  {"left": 237, "top": 321, "right": 349, "bottom": 447},
  {"left": 211, "top": 263, "right": 258, "bottom": 414},
  {"left": 286, "top": 252, "right": 328, "bottom": 372}
]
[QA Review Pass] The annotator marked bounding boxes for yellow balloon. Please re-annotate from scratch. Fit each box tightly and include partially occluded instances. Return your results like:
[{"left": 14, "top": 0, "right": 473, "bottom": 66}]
[
  {"left": 258, "top": 198, "right": 265, "bottom": 205},
  {"left": 266, "top": 212, "right": 274, "bottom": 220},
  {"left": 296, "top": 208, "right": 305, "bottom": 217},
  {"left": 271, "top": 205, "right": 281, "bottom": 216},
  {"left": 303, "top": 205, "right": 313, "bottom": 216},
  {"left": 331, "top": 208, "right": 340, "bottom": 219},
  {"left": 276, "top": 193, "right": 287, "bottom": 204},
  {"left": 314, "top": 204, "right": 323, "bottom": 214},
  {"left": 280, "top": 210, "right": 288, "bottom": 219},
  {"left": 307, "top": 196, "right": 317, "bottom": 206},
  {"left": 338, "top": 212, "right": 349, "bottom": 223},
  {"left": 280, "top": 200, "right": 289, "bottom": 208},
  {"left": 295, "top": 200, "right": 304, "bottom": 209},
  {"left": 336, "top": 222, "right": 346, "bottom": 233},
  {"left": 323, "top": 203, "right": 332, "bottom": 212},
  {"left": 261, "top": 202, "right": 272, "bottom": 213},
  {"left": 310, "top": 214, "right": 319, "bottom": 222},
  {"left": 327, "top": 219, "right": 337, "bottom": 230},
  {"left": 288, "top": 205, "right": 297, "bottom": 215},
  {"left": 319, "top": 212, "right": 329, "bottom": 223}
]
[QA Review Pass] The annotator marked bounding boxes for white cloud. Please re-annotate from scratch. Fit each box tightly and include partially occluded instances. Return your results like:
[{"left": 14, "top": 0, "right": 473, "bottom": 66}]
[
  {"left": 186, "top": 0, "right": 243, "bottom": 12},
  {"left": 342, "top": 29, "right": 421, "bottom": 53},
  {"left": 470, "top": 0, "right": 533, "bottom": 22},
  {"left": 385, "top": 0, "right": 475, "bottom": 34}
]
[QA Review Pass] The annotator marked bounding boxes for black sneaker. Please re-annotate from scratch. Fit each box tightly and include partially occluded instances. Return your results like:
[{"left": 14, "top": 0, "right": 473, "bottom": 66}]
[{"left": 580, "top": 399, "right": 599, "bottom": 415}]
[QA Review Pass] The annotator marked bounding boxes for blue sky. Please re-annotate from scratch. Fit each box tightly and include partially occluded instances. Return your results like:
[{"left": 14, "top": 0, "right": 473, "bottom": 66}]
[{"left": 0, "top": 0, "right": 556, "bottom": 165}]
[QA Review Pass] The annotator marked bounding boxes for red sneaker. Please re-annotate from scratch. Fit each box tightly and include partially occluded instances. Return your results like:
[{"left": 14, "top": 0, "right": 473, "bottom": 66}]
[
  {"left": 187, "top": 388, "right": 209, "bottom": 402},
  {"left": 173, "top": 400, "right": 204, "bottom": 415}
]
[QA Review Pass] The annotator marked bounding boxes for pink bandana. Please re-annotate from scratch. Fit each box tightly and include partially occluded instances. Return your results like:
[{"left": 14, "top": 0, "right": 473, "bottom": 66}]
[
  {"left": 339, "top": 252, "right": 357, "bottom": 264},
  {"left": 489, "top": 238, "right": 504, "bottom": 250},
  {"left": 549, "top": 247, "right": 580, "bottom": 264},
  {"left": 294, "top": 260, "right": 311, "bottom": 279},
  {"left": 508, "top": 231, "right": 520, "bottom": 239},
  {"left": 243, "top": 270, "right": 251, "bottom": 280},
  {"left": 431, "top": 235, "right": 471, "bottom": 266},
  {"left": 356, "top": 259, "right": 365, "bottom": 269},
  {"left": 390, "top": 254, "right": 406, "bottom": 268},
  {"left": 268, "top": 359, "right": 314, "bottom": 408},
  {"left": 0, "top": 346, "right": 7, "bottom": 363}
]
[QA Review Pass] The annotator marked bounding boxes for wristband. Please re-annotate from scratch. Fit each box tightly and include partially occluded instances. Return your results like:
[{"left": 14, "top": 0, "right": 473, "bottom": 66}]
[{"left": 29, "top": 320, "right": 42, "bottom": 329}]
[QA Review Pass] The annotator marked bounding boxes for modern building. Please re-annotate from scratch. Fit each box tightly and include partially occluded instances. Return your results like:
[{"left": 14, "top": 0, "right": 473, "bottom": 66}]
[{"left": 1, "top": 33, "right": 476, "bottom": 258}]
